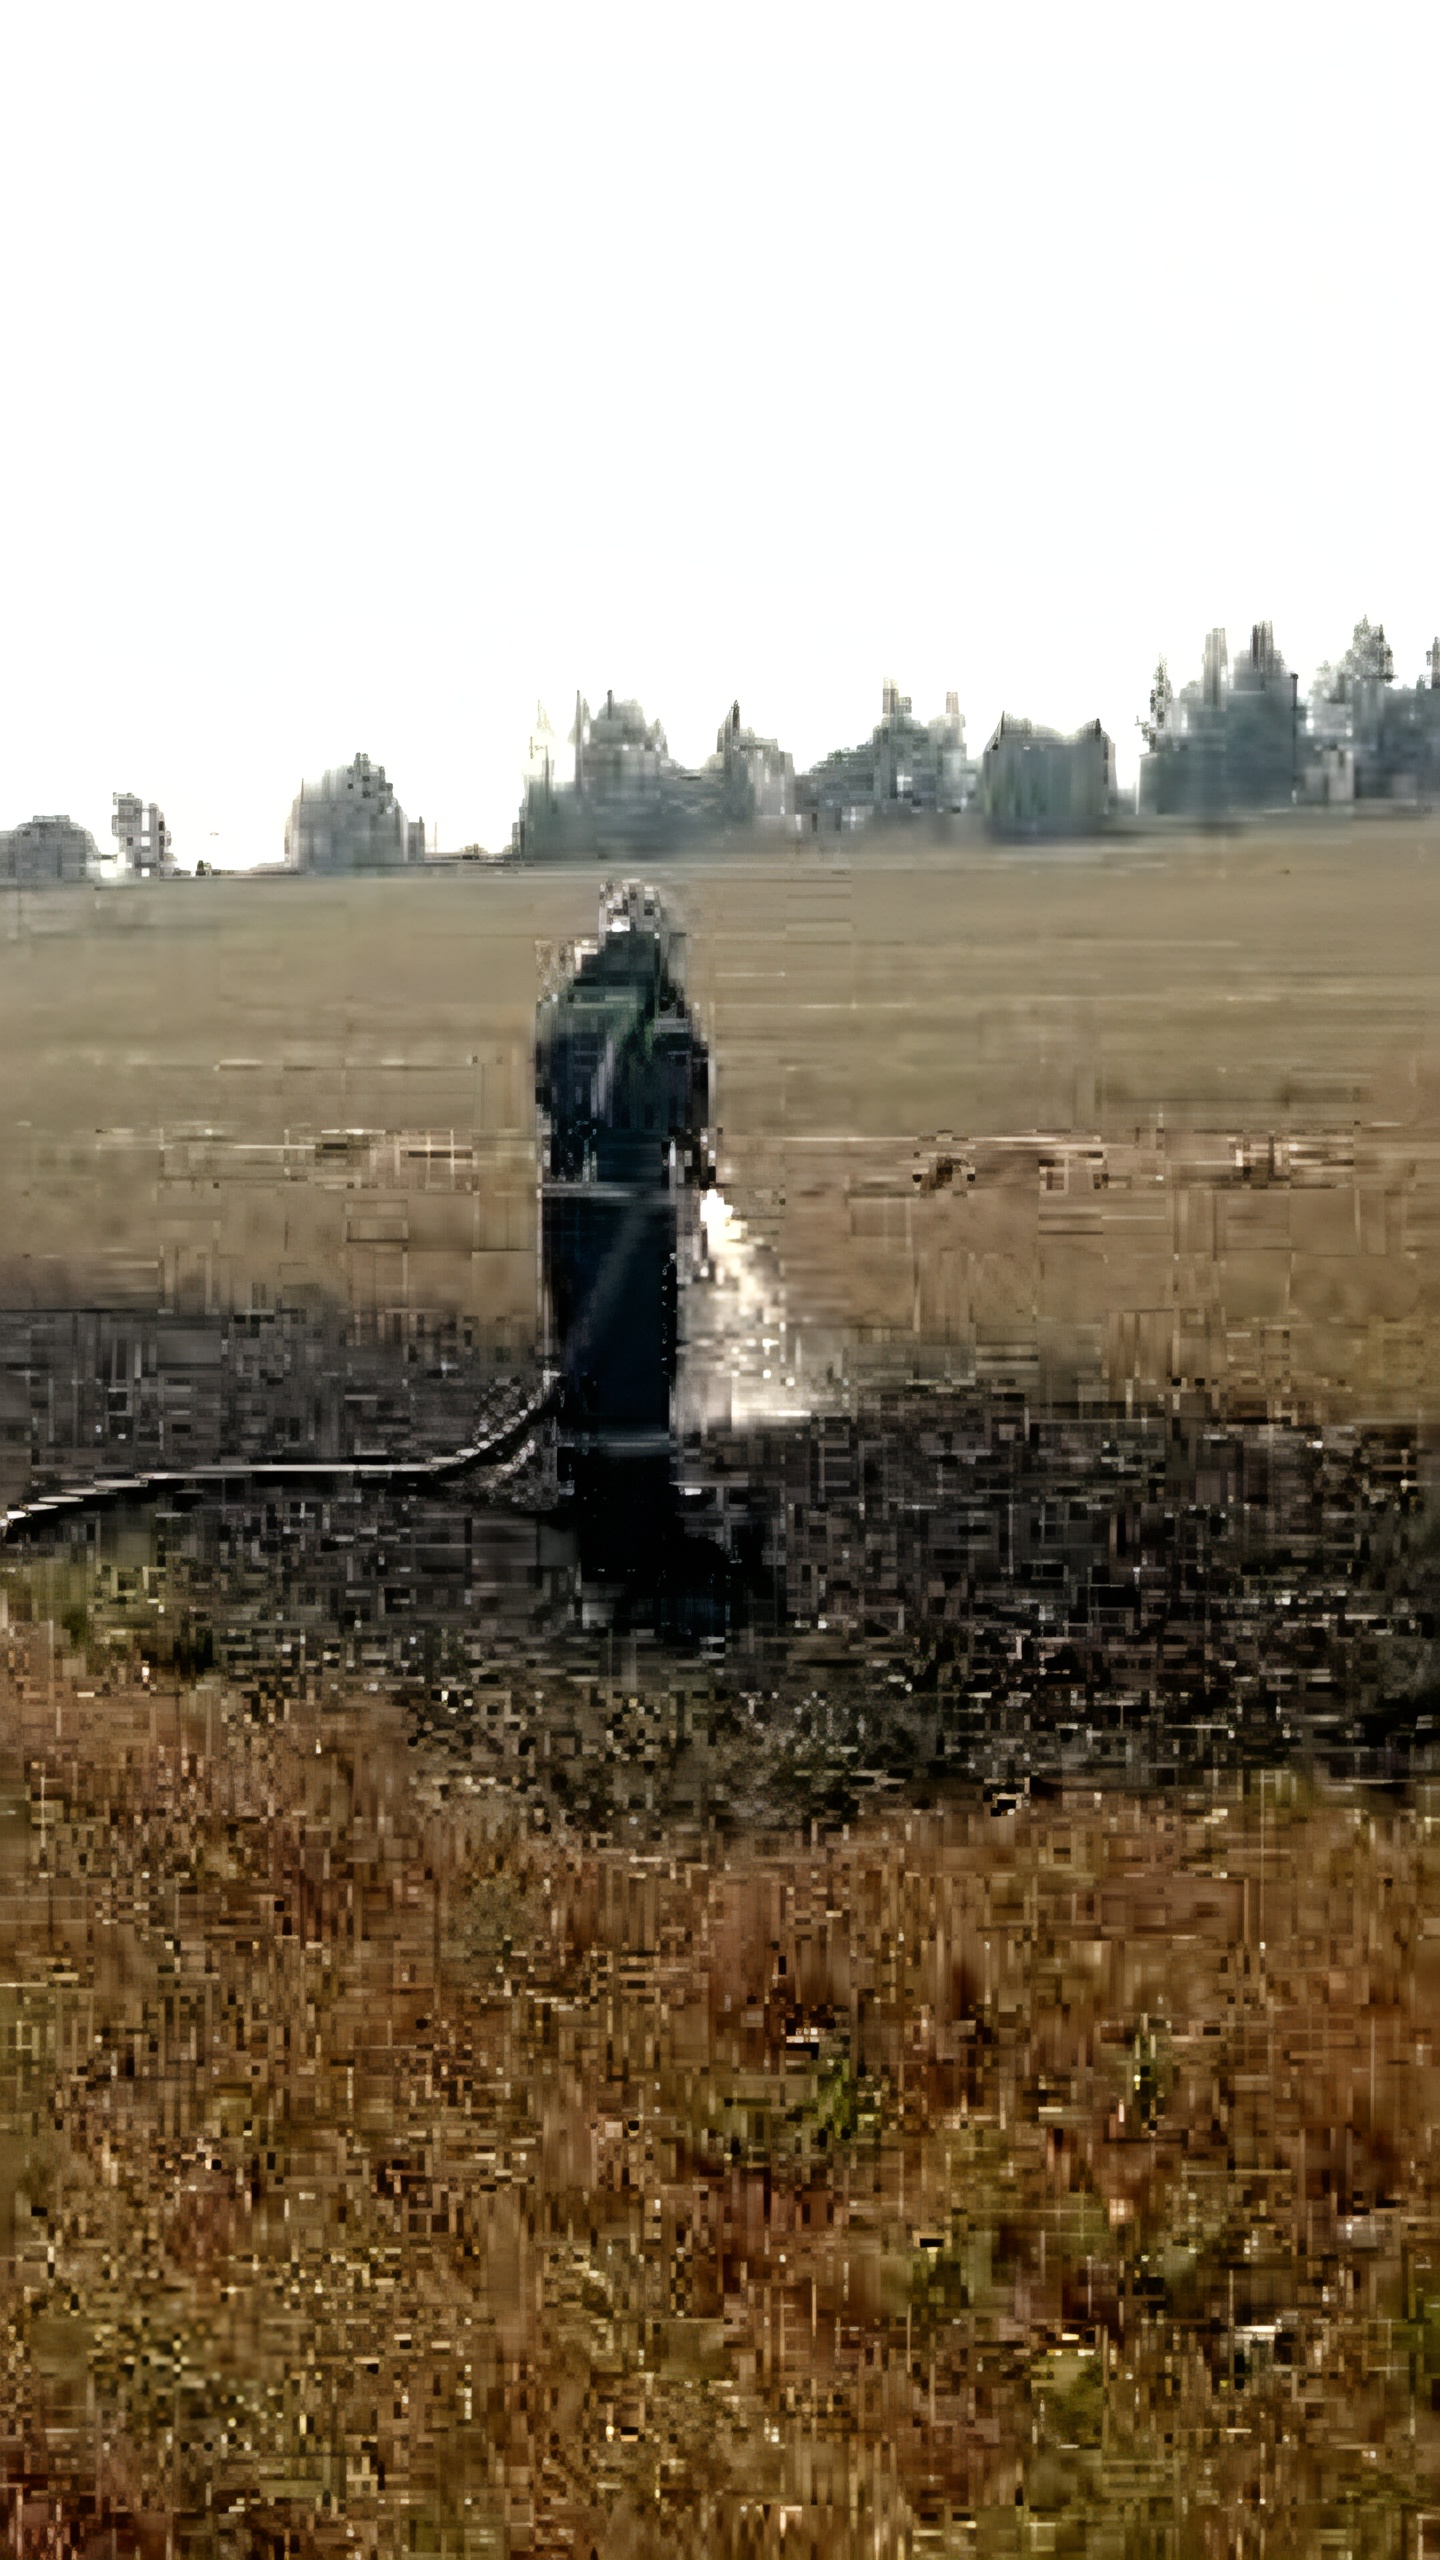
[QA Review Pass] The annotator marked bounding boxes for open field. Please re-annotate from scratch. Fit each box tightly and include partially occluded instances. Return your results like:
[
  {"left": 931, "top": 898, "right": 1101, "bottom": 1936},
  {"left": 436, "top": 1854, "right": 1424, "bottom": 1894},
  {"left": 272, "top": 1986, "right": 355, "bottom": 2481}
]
[
  {"left": 6, "top": 829, "right": 1440, "bottom": 2555},
  {"left": 2, "top": 817, "right": 1440, "bottom": 1422},
  {"left": 6, "top": 1631, "right": 1440, "bottom": 2555}
]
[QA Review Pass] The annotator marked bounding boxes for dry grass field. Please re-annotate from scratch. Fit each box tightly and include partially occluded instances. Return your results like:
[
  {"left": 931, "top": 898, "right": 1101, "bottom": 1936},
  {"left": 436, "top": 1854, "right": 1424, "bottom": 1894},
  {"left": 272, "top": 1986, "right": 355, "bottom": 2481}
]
[
  {"left": 7, "top": 825, "right": 1440, "bottom": 2556},
  {"left": 4, "top": 1624, "right": 1440, "bottom": 2557},
  {"left": 3, "top": 815, "right": 1439, "bottom": 1420}
]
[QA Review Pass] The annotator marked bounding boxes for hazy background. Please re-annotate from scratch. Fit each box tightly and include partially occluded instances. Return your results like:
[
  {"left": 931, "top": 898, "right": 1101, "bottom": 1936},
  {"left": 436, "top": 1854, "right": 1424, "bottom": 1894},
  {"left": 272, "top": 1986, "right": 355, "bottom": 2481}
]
[{"left": 1, "top": 1, "right": 1434, "bottom": 865}]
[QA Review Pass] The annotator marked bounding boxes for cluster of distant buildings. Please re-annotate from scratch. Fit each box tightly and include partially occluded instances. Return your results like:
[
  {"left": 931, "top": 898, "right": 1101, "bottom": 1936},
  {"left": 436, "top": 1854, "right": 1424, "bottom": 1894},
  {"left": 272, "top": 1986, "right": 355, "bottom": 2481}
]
[{"left": 6, "top": 618, "right": 1439, "bottom": 885}]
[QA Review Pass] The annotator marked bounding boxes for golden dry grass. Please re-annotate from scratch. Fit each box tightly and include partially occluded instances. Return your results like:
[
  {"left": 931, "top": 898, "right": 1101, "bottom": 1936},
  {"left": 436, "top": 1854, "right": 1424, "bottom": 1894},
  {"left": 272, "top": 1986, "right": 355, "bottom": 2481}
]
[
  {"left": 9, "top": 823, "right": 1440, "bottom": 2556},
  {"left": 5, "top": 1628, "right": 1440, "bottom": 2554},
  {"left": 2, "top": 814, "right": 1440, "bottom": 1415}
]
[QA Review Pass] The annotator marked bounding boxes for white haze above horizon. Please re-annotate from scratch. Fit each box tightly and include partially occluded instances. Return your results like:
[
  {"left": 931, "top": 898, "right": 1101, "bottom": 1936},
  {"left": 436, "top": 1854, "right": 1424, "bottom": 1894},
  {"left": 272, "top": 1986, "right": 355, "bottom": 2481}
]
[{"left": 1, "top": 2, "right": 1435, "bottom": 868}]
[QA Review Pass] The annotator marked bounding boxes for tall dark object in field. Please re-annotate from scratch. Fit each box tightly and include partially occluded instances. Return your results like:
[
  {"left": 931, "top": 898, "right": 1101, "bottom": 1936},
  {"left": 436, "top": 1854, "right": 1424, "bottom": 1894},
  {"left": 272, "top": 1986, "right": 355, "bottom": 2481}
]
[{"left": 535, "top": 881, "right": 714, "bottom": 1592}]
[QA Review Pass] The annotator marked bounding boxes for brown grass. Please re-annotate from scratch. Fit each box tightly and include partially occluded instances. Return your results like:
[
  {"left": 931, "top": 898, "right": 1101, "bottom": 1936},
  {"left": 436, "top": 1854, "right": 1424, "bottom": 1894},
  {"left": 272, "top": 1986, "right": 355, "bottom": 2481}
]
[
  {"left": 5, "top": 1627, "right": 1440, "bottom": 2553},
  {"left": 3, "top": 817, "right": 1440, "bottom": 1417}
]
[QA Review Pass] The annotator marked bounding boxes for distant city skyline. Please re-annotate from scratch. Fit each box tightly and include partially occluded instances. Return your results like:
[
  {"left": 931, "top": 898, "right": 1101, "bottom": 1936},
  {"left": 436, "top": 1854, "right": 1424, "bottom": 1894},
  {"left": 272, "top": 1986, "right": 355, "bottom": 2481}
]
[{"left": 2, "top": 5, "right": 1435, "bottom": 868}]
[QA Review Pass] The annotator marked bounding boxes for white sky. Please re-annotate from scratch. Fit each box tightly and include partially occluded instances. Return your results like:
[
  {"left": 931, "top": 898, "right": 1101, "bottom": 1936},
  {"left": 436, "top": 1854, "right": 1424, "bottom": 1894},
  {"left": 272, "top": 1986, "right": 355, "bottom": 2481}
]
[{"left": 2, "top": 3, "right": 1435, "bottom": 865}]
